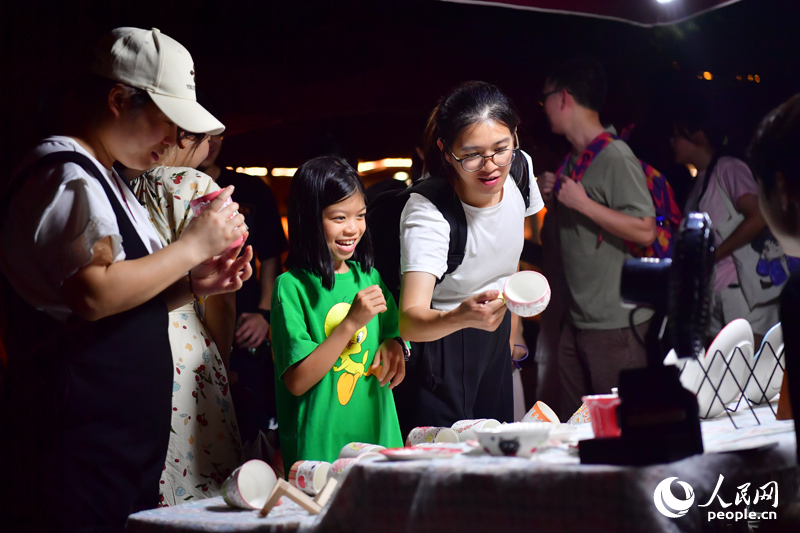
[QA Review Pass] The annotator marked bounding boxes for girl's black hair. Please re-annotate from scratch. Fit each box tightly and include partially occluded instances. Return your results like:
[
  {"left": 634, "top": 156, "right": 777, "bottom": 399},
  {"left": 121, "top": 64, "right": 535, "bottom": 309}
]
[
  {"left": 285, "top": 156, "right": 373, "bottom": 289},
  {"left": 422, "top": 80, "right": 520, "bottom": 181},
  {"left": 176, "top": 128, "right": 209, "bottom": 158},
  {"left": 670, "top": 92, "right": 727, "bottom": 154}
]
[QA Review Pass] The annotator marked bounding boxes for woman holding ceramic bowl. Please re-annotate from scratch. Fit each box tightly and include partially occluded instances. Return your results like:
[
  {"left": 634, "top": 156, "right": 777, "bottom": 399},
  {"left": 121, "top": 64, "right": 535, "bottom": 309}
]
[
  {"left": 0, "top": 27, "right": 251, "bottom": 531},
  {"left": 131, "top": 129, "right": 243, "bottom": 506},
  {"left": 395, "top": 81, "right": 544, "bottom": 437}
]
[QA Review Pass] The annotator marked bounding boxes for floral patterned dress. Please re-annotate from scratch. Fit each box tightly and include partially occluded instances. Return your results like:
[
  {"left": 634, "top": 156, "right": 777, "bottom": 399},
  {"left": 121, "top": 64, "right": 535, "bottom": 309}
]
[{"left": 133, "top": 166, "right": 242, "bottom": 506}]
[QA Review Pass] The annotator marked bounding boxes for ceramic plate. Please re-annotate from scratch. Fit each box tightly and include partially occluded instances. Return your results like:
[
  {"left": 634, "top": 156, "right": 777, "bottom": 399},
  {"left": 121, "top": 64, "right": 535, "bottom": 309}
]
[
  {"left": 691, "top": 319, "right": 754, "bottom": 418},
  {"left": 380, "top": 446, "right": 463, "bottom": 461},
  {"left": 745, "top": 322, "right": 784, "bottom": 404},
  {"left": 663, "top": 348, "right": 688, "bottom": 371}
]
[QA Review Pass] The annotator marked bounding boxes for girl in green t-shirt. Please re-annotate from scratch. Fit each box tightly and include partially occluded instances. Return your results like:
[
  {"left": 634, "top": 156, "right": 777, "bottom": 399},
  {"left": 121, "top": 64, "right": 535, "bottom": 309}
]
[{"left": 271, "top": 156, "right": 406, "bottom": 470}]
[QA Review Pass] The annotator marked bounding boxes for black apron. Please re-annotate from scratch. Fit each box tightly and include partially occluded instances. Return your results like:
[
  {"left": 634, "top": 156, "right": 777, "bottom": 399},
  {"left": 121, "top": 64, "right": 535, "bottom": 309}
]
[{"left": 1, "top": 152, "right": 172, "bottom": 532}]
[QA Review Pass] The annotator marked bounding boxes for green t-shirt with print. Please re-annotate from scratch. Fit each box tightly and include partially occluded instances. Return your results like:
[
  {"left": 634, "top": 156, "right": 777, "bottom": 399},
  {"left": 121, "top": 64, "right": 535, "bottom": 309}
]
[{"left": 271, "top": 262, "right": 403, "bottom": 469}]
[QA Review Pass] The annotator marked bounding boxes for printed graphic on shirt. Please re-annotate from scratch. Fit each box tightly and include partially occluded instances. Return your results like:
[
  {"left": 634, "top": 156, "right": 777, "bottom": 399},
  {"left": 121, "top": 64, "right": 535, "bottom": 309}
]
[{"left": 324, "top": 302, "right": 380, "bottom": 405}]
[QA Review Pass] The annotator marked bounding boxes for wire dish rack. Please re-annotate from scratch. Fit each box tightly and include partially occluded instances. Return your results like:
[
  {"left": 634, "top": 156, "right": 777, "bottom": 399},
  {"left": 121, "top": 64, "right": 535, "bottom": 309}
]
[{"left": 670, "top": 321, "right": 784, "bottom": 428}]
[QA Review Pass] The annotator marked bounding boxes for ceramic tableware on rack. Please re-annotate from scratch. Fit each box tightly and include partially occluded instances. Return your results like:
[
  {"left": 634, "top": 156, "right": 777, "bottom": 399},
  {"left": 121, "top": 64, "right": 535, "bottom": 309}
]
[
  {"left": 222, "top": 459, "right": 278, "bottom": 509},
  {"left": 663, "top": 349, "right": 688, "bottom": 372},
  {"left": 684, "top": 318, "right": 754, "bottom": 418},
  {"left": 501, "top": 270, "right": 551, "bottom": 317},
  {"left": 745, "top": 322, "right": 784, "bottom": 404}
]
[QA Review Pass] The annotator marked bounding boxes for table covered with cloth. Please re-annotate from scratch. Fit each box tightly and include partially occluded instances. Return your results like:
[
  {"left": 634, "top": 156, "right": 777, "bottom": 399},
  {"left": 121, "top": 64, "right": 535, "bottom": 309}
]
[{"left": 127, "top": 403, "right": 798, "bottom": 533}]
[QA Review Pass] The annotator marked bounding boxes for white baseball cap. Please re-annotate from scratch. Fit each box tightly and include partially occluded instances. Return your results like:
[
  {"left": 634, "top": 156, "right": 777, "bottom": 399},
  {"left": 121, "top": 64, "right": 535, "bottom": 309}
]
[{"left": 92, "top": 27, "right": 225, "bottom": 136}]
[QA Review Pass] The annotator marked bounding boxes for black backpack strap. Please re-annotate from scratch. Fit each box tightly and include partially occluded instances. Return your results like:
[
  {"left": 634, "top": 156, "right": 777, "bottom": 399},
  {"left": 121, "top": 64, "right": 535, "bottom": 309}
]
[
  {"left": 510, "top": 149, "right": 532, "bottom": 209},
  {"left": 409, "top": 177, "right": 467, "bottom": 278}
]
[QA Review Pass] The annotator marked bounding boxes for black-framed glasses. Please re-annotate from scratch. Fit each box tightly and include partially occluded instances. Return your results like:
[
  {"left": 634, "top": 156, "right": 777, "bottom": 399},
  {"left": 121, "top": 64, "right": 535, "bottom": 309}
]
[
  {"left": 448, "top": 147, "right": 517, "bottom": 172},
  {"left": 538, "top": 89, "right": 560, "bottom": 107}
]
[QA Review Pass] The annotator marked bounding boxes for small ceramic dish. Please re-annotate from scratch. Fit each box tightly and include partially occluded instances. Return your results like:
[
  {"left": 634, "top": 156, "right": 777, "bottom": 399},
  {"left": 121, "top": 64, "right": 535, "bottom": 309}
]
[{"left": 475, "top": 422, "right": 551, "bottom": 458}]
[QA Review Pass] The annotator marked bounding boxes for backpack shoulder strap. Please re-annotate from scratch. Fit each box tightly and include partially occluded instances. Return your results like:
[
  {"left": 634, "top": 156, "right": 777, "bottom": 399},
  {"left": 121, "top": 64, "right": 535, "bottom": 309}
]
[
  {"left": 510, "top": 149, "right": 532, "bottom": 209},
  {"left": 409, "top": 177, "right": 467, "bottom": 276}
]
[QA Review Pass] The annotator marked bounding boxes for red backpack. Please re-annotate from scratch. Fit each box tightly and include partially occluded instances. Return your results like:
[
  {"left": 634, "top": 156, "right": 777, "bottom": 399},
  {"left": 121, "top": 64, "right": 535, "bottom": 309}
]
[{"left": 555, "top": 132, "right": 682, "bottom": 259}]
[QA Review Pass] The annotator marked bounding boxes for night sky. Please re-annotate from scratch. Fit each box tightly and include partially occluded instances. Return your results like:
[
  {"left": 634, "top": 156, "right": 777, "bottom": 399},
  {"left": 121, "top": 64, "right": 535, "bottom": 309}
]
[{"left": 2, "top": 0, "right": 798, "bottom": 181}]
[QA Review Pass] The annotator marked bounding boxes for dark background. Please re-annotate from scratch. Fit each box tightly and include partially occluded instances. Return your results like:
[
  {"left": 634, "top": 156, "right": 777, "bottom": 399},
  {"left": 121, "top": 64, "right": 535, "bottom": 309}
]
[{"left": 2, "top": 0, "right": 799, "bottom": 194}]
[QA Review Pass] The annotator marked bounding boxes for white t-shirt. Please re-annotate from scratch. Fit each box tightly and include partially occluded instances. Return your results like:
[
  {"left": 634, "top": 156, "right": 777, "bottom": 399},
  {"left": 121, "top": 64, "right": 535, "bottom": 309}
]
[
  {"left": 0, "top": 136, "right": 162, "bottom": 322},
  {"left": 400, "top": 160, "right": 544, "bottom": 311}
]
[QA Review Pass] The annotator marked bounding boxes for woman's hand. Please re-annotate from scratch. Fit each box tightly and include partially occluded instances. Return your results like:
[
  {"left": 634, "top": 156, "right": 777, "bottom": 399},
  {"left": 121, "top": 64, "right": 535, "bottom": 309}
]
[
  {"left": 190, "top": 244, "right": 254, "bottom": 298},
  {"left": 454, "top": 290, "right": 507, "bottom": 331},
  {"left": 370, "top": 339, "right": 406, "bottom": 389},
  {"left": 179, "top": 186, "right": 248, "bottom": 263},
  {"left": 344, "top": 285, "right": 387, "bottom": 329}
]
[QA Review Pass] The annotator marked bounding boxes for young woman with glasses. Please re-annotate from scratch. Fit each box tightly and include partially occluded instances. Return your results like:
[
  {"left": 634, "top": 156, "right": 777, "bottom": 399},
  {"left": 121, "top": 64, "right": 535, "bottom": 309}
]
[{"left": 394, "top": 81, "right": 544, "bottom": 437}]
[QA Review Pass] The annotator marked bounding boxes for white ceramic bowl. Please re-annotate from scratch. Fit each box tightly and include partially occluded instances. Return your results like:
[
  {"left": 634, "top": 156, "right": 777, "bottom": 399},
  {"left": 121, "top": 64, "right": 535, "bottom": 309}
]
[
  {"left": 475, "top": 422, "right": 552, "bottom": 458},
  {"left": 503, "top": 271, "right": 551, "bottom": 317}
]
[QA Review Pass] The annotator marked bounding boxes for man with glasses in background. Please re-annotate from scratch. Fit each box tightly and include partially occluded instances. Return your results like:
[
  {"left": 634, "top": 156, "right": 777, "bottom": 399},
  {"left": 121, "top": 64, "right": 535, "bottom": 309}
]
[{"left": 537, "top": 58, "right": 656, "bottom": 421}]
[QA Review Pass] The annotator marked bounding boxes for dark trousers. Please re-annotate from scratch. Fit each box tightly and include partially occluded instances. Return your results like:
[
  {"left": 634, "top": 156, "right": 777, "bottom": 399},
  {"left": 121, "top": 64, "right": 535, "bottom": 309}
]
[
  {"left": 230, "top": 340, "right": 277, "bottom": 446},
  {"left": 394, "top": 311, "right": 514, "bottom": 440},
  {"left": 558, "top": 320, "right": 650, "bottom": 421}
]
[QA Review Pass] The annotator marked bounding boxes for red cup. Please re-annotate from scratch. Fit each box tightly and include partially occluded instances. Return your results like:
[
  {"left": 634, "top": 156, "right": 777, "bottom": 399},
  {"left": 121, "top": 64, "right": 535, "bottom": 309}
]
[
  {"left": 582, "top": 394, "right": 621, "bottom": 438},
  {"left": 189, "top": 190, "right": 245, "bottom": 250}
]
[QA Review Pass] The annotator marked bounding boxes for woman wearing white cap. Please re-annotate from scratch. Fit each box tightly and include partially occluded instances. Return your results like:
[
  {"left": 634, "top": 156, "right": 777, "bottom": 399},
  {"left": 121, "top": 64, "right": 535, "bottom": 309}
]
[{"left": 0, "top": 28, "right": 250, "bottom": 531}]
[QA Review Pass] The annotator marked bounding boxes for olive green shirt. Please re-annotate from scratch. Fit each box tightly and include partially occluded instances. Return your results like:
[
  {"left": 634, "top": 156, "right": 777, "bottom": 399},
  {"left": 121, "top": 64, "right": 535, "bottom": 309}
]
[{"left": 558, "top": 139, "right": 655, "bottom": 329}]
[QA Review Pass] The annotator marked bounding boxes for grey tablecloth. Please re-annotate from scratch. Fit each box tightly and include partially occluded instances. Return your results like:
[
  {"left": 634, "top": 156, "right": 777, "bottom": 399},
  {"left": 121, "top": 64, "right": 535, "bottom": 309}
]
[{"left": 127, "top": 404, "right": 797, "bottom": 533}]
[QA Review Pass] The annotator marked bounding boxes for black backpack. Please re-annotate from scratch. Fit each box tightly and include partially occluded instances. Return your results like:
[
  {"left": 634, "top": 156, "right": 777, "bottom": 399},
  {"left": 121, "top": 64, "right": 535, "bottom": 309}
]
[{"left": 366, "top": 150, "right": 534, "bottom": 303}]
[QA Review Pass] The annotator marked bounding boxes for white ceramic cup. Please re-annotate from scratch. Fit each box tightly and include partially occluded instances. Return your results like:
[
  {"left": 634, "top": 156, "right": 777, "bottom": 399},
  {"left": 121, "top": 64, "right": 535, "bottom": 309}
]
[
  {"left": 567, "top": 402, "right": 591, "bottom": 425},
  {"left": 503, "top": 271, "right": 551, "bottom": 317},
  {"left": 330, "top": 452, "right": 384, "bottom": 481},
  {"left": 405, "top": 426, "right": 460, "bottom": 447},
  {"left": 450, "top": 419, "right": 500, "bottom": 442},
  {"left": 221, "top": 459, "right": 277, "bottom": 509},
  {"left": 338, "top": 442, "right": 386, "bottom": 459},
  {"left": 520, "top": 401, "right": 560, "bottom": 424},
  {"left": 188, "top": 190, "right": 245, "bottom": 250},
  {"left": 288, "top": 460, "right": 331, "bottom": 496}
]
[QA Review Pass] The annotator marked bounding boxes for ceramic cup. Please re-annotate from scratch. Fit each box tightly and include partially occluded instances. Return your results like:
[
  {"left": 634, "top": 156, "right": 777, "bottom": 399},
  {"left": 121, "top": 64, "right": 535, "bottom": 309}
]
[
  {"left": 330, "top": 452, "right": 385, "bottom": 482},
  {"left": 450, "top": 419, "right": 501, "bottom": 442},
  {"left": 288, "top": 460, "right": 332, "bottom": 496},
  {"left": 221, "top": 459, "right": 278, "bottom": 509},
  {"left": 567, "top": 402, "right": 591, "bottom": 425},
  {"left": 502, "top": 271, "right": 551, "bottom": 317},
  {"left": 520, "top": 401, "right": 560, "bottom": 424},
  {"left": 338, "top": 442, "right": 386, "bottom": 459},
  {"left": 189, "top": 189, "right": 245, "bottom": 250},
  {"left": 582, "top": 394, "right": 622, "bottom": 438},
  {"left": 405, "top": 426, "right": 459, "bottom": 447}
]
